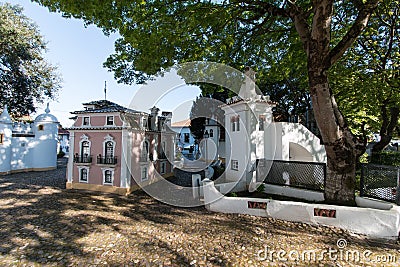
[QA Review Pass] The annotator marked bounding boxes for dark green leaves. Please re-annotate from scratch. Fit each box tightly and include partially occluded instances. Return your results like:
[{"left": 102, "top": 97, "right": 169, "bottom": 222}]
[{"left": 0, "top": 3, "right": 61, "bottom": 116}]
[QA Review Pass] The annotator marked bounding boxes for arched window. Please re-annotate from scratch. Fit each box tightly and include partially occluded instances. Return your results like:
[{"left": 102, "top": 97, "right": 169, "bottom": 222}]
[
  {"left": 209, "top": 129, "right": 214, "bottom": 138},
  {"left": 38, "top": 125, "right": 44, "bottom": 131},
  {"left": 105, "top": 141, "right": 114, "bottom": 158},
  {"left": 259, "top": 115, "right": 266, "bottom": 131},
  {"left": 81, "top": 141, "right": 90, "bottom": 156},
  {"left": 77, "top": 135, "right": 91, "bottom": 163},
  {"left": 141, "top": 140, "right": 149, "bottom": 161}
]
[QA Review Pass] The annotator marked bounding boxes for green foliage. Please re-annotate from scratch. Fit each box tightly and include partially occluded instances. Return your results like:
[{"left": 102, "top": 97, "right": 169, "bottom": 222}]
[
  {"left": 226, "top": 192, "right": 237, "bottom": 197},
  {"left": 0, "top": 3, "right": 61, "bottom": 116},
  {"left": 330, "top": 0, "right": 399, "bottom": 140},
  {"left": 189, "top": 96, "right": 225, "bottom": 141},
  {"left": 370, "top": 151, "right": 400, "bottom": 166},
  {"left": 359, "top": 153, "right": 369, "bottom": 164}
]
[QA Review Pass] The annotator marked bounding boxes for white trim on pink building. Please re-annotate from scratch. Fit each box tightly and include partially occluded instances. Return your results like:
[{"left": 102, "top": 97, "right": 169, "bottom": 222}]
[{"left": 66, "top": 100, "right": 175, "bottom": 195}]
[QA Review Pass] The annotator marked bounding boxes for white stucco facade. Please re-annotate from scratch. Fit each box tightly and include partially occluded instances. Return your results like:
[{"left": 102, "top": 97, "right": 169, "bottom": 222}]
[
  {"left": 0, "top": 105, "right": 59, "bottom": 174},
  {"left": 217, "top": 68, "right": 326, "bottom": 188}
]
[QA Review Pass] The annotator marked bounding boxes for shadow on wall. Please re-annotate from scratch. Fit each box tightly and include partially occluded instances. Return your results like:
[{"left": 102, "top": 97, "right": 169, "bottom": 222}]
[{"left": 280, "top": 122, "right": 326, "bottom": 163}]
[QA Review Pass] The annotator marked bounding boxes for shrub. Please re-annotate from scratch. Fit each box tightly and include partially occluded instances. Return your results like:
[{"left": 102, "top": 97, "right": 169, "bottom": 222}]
[
  {"left": 256, "top": 183, "right": 265, "bottom": 193},
  {"left": 57, "top": 151, "right": 65, "bottom": 158},
  {"left": 370, "top": 151, "right": 400, "bottom": 166}
]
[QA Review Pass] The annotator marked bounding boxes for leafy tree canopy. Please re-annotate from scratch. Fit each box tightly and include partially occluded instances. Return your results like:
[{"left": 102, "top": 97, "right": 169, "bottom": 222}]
[
  {"left": 331, "top": 0, "right": 399, "bottom": 148},
  {"left": 0, "top": 3, "right": 61, "bottom": 117}
]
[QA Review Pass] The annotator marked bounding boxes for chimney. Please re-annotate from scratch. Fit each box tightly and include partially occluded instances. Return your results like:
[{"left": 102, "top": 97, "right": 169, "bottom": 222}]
[{"left": 150, "top": 106, "right": 160, "bottom": 131}]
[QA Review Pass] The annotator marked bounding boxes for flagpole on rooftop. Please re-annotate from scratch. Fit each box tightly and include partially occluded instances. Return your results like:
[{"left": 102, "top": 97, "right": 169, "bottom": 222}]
[{"left": 104, "top": 81, "right": 107, "bottom": 100}]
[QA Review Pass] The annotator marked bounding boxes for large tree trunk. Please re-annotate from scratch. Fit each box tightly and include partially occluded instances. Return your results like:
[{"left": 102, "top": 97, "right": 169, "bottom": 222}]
[
  {"left": 291, "top": 0, "right": 380, "bottom": 206},
  {"left": 308, "top": 67, "right": 361, "bottom": 206},
  {"left": 304, "top": 0, "right": 367, "bottom": 206}
]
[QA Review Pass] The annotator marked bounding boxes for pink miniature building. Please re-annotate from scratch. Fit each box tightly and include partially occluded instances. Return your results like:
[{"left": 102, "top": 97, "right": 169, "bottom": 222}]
[{"left": 66, "top": 100, "right": 175, "bottom": 195}]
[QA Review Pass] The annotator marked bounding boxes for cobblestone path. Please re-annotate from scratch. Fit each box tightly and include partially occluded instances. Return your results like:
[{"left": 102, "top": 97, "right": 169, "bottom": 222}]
[{"left": 0, "top": 158, "right": 399, "bottom": 266}]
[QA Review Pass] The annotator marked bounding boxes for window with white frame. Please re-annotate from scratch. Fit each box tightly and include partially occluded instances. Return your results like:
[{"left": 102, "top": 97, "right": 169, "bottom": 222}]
[
  {"left": 105, "top": 141, "right": 114, "bottom": 158},
  {"left": 106, "top": 116, "right": 114, "bottom": 125},
  {"left": 160, "top": 162, "right": 167, "bottom": 174},
  {"left": 104, "top": 170, "right": 112, "bottom": 184},
  {"left": 81, "top": 141, "right": 90, "bottom": 155},
  {"left": 78, "top": 167, "right": 89, "bottom": 182},
  {"left": 102, "top": 168, "right": 114, "bottom": 185},
  {"left": 142, "top": 117, "right": 148, "bottom": 128},
  {"left": 231, "top": 160, "right": 239, "bottom": 171},
  {"left": 83, "top": 116, "right": 90, "bottom": 126},
  {"left": 141, "top": 166, "right": 148, "bottom": 181},
  {"left": 81, "top": 141, "right": 90, "bottom": 159},
  {"left": 259, "top": 115, "right": 266, "bottom": 131},
  {"left": 142, "top": 140, "right": 149, "bottom": 160},
  {"left": 231, "top": 116, "right": 240, "bottom": 132}
]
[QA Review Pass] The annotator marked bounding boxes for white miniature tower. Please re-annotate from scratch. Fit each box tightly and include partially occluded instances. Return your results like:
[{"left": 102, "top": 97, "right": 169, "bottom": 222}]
[
  {"left": 0, "top": 105, "right": 13, "bottom": 173},
  {"left": 32, "top": 103, "right": 59, "bottom": 170},
  {"left": 221, "top": 67, "right": 275, "bottom": 190},
  {"left": 204, "top": 116, "right": 220, "bottom": 162}
]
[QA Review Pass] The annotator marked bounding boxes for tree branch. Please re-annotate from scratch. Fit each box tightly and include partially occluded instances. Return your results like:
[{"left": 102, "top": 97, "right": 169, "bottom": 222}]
[
  {"left": 286, "top": 1, "right": 311, "bottom": 51},
  {"left": 329, "top": 0, "right": 381, "bottom": 67}
]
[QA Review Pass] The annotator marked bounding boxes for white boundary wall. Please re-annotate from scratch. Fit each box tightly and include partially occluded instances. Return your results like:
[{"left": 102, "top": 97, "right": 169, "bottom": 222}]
[{"left": 203, "top": 179, "right": 400, "bottom": 240}]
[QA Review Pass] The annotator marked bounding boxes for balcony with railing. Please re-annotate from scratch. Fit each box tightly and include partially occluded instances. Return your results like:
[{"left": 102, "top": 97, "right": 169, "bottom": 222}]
[
  {"left": 74, "top": 154, "right": 92, "bottom": 164},
  {"left": 97, "top": 155, "right": 118, "bottom": 165}
]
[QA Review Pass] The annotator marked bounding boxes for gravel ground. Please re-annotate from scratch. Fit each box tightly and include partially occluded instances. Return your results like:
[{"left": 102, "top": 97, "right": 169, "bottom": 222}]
[{"left": 0, "top": 158, "right": 399, "bottom": 266}]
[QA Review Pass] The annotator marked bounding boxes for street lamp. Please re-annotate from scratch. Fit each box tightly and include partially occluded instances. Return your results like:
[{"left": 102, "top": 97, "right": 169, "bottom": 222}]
[{"left": 203, "top": 130, "right": 209, "bottom": 163}]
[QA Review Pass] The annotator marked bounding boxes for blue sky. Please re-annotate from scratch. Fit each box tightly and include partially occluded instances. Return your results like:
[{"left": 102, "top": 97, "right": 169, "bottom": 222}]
[{"left": 10, "top": 0, "right": 201, "bottom": 126}]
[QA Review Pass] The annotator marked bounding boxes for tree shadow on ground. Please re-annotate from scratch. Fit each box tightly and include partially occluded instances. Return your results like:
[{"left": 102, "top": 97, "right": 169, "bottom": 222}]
[{"left": 1, "top": 158, "right": 399, "bottom": 266}]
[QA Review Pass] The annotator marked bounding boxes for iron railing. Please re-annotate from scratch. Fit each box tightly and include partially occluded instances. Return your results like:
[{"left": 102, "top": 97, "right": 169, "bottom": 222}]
[
  {"left": 158, "top": 152, "right": 167, "bottom": 160},
  {"left": 97, "top": 155, "right": 118, "bottom": 165},
  {"left": 360, "top": 163, "right": 400, "bottom": 204},
  {"left": 256, "top": 159, "right": 326, "bottom": 192},
  {"left": 73, "top": 154, "right": 92, "bottom": 163}
]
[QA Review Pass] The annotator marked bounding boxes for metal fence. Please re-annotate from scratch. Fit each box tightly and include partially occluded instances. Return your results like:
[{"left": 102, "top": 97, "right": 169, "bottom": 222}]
[
  {"left": 360, "top": 164, "right": 400, "bottom": 204},
  {"left": 256, "top": 159, "right": 326, "bottom": 192}
]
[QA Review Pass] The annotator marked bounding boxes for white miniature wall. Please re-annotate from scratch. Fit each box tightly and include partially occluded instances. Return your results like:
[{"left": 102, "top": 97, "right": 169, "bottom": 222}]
[
  {"left": 203, "top": 179, "right": 400, "bottom": 240},
  {"left": 268, "top": 122, "right": 327, "bottom": 163},
  {"left": 10, "top": 136, "right": 34, "bottom": 171},
  {"left": 0, "top": 123, "right": 12, "bottom": 173}
]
